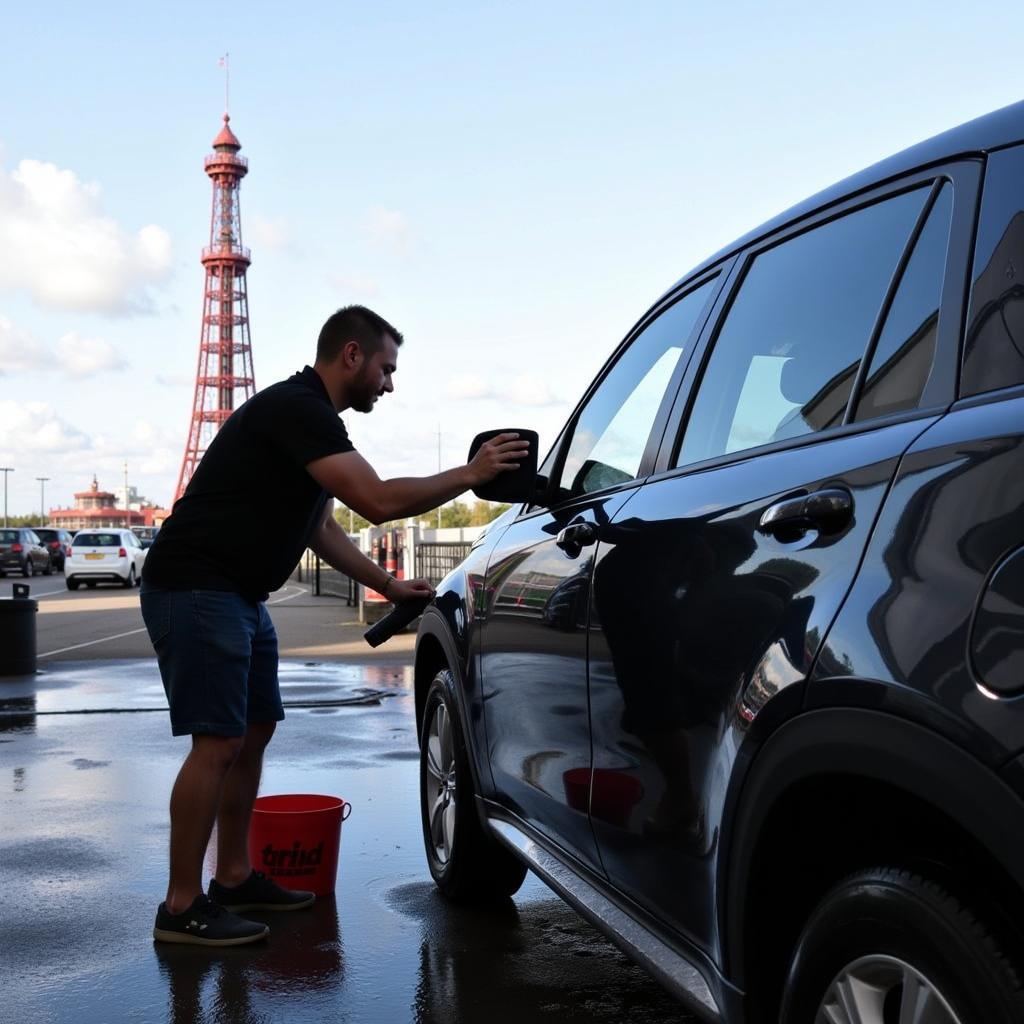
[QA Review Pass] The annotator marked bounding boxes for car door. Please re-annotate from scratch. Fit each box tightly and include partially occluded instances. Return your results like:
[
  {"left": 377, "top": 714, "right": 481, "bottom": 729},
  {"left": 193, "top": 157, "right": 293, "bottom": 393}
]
[
  {"left": 585, "top": 162, "right": 980, "bottom": 953},
  {"left": 479, "top": 272, "right": 724, "bottom": 870}
]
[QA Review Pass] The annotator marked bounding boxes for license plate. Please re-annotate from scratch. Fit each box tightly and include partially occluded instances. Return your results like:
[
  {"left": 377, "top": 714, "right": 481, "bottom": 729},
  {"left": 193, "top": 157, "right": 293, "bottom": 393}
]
[{"left": 85, "top": 553, "right": 104, "bottom": 560}]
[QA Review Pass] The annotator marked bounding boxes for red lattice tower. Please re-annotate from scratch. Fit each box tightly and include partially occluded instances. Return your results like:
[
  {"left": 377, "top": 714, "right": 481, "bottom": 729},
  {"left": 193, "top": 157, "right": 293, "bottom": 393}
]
[{"left": 175, "top": 114, "right": 255, "bottom": 501}]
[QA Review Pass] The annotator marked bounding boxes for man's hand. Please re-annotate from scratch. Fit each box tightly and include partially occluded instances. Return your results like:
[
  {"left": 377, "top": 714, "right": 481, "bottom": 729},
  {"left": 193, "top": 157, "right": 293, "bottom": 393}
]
[
  {"left": 466, "top": 432, "right": 531, "bottom": 487},
  {"left": 390, "top": 577, "right": 435, "bottom": 603}
]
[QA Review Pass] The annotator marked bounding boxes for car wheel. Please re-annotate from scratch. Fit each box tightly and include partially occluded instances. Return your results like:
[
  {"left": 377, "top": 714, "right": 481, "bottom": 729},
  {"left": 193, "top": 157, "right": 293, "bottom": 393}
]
[
  {"left": 42, "top": 560, "right": 52, "bottom": 576},
  {"left": 122, "top": 566, "right": 136, "bottom": 589},
  {"left": 419, "top": 669, "right": 527, "bottom": 902},
  {"left": 22, "top": 559, "right": 33, "bottom": 578},
  {"left": 66, "top": 579, "right": 80, "bottom": 591},
  {"left": 780, "top": 867, "right": 1024, "bottom": 1023}
]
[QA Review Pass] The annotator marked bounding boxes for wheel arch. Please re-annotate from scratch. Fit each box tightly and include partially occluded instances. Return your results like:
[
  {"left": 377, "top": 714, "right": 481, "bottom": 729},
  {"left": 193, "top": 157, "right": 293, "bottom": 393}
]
[{"left": 722, "top": 707, "right": 1024, "bottom": 1020}]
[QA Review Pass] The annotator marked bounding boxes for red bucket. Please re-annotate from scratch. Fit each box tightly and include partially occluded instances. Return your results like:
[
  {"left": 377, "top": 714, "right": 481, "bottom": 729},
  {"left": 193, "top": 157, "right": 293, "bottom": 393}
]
[{"left": 248, "top": 794, "right": 352, "bottom": 897}]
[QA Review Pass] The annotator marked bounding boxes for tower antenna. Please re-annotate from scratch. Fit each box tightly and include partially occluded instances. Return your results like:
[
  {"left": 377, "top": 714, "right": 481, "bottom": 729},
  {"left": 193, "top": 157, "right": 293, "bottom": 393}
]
[{"left": 219, "top": 52, "right": 230, "bottom": 114}]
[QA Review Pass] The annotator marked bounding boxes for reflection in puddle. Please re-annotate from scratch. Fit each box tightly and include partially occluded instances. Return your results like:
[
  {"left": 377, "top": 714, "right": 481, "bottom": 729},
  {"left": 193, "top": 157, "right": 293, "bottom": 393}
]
[{"left": 154, "top": 900, "right": 343, "bottom": 1022}]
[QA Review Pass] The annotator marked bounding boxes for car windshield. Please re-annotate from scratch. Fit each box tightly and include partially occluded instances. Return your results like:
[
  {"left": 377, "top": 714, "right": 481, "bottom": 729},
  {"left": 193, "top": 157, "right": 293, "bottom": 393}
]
[
  {"left": 73, "top": 533, "right": 122, "bottom": 547},
  {"left": 0, "top": 530, "right": 18, "bottom": 543}
]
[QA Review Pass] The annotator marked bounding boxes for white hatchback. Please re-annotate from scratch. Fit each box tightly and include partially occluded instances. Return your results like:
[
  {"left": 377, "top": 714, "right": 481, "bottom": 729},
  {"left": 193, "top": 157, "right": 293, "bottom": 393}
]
[{"left": 65, "top": 529, "right": 146, "bottom": 590}]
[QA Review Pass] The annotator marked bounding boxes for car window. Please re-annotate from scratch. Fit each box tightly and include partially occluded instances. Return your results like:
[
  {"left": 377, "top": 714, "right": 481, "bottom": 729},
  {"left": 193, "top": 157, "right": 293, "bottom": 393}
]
[
  {"left": 0, "top": 530, "right": 17, "bottom": 543},
  {"left": 854, "top": 183, "right": 953, "bottom": 421},
  {"left": 73, "top": 533, "right": 121, "bottom": 547},
  {"left": 556, "top": 278, "right": 717, "bottom": 497},
  {"left": 27, "top": 531, "right": 40, "bottom": 544},
  {"left": 961, "top": 145, "right": 1024, "bottom": 397},
  {"left": 34, "top": 530, "right": 56, "bottom": 542},
  {"left": 676, "top": 187, "right": 930, "bottom": 467}
]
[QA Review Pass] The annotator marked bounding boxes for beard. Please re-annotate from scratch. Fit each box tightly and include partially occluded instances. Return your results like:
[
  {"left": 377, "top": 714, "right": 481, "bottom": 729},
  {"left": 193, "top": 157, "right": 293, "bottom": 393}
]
[{"left": 350, "top": 368, "right": 379, "bottom": 413}]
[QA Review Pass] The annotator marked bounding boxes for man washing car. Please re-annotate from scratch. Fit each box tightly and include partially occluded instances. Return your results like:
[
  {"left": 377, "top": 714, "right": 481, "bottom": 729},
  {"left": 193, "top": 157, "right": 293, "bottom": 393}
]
[{"left": 141, "top": 304, "right": 528, "bottom": 945}]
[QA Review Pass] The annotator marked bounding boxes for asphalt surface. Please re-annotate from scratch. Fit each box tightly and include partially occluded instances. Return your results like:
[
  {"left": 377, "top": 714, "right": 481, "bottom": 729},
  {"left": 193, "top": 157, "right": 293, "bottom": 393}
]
[{"left": 0, "top": 580, "right": 692, "bottom": 1023}]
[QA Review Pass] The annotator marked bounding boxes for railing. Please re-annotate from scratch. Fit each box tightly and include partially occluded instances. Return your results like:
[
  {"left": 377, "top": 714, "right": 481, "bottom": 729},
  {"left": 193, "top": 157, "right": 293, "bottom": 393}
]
[
  {"left": 292, "top": 551, "right": 357, "bottom": 605},
  {"left": 204, "top": 153, "right": 249, "bottom": 170},
  {"left": 201, "top": 245, "right": 251, "bottom": 263}
]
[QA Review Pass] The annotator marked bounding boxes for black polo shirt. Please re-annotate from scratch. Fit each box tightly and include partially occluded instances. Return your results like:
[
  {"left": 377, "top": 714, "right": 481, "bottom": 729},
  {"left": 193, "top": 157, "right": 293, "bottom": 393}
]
[{"left": 143, "top": 366, "right": 354, "bottom": 601}]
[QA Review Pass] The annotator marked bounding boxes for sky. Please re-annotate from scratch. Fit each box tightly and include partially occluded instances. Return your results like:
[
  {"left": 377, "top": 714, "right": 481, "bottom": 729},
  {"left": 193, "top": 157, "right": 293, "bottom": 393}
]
[{"left": 1, "top": 0, "right": 1022, "bottom": 517}]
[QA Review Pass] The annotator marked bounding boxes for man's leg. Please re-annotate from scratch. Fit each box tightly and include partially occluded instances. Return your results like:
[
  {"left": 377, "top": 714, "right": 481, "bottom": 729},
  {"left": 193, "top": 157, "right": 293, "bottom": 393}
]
[
  {"left": 213, "top": 721, "right": 276, "bottom": 887},
  {"left": 166, "top": 734, "right": 243, "bottom": 914}
]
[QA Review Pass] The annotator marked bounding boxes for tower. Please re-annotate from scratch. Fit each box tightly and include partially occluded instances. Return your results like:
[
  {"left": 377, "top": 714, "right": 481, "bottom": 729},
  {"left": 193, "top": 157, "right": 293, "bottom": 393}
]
[{"left": 174, "top": 114, "right": 255, "bottom": 501}]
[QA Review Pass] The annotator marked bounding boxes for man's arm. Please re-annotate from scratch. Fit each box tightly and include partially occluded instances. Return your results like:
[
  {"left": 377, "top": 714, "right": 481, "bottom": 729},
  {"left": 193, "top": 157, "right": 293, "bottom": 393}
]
[
  {"left": 306, "top": 432, "right": 528, "bottom": 525},
  {"left": 309, "top": 504, "right": 433, "bottom": 602}
]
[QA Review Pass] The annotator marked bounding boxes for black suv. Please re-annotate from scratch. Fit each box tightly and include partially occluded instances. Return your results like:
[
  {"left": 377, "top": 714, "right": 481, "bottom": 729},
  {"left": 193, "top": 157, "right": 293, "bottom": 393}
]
[
  {"left": 29, "top": 527, "right": 74, "bottom": 571},
  {"left": 415, "top": 101, "right": 1024, "bottom": 1023}
]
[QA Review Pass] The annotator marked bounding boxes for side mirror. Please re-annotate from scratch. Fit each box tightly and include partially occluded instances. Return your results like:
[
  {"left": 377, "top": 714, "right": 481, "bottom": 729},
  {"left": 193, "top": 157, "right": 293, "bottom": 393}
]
[{"left": 468, "top": 428, "right": 542, "bottom": 504}]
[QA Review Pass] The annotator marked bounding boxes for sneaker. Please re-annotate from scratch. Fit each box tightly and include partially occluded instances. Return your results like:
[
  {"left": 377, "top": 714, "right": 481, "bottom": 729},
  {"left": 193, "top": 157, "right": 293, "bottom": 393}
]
[
  {"left": 153, "top": 894, "right": 269, "bottom": 946},
  {"left": 209, "top": 869, "right": 315, "bottom": 912}
]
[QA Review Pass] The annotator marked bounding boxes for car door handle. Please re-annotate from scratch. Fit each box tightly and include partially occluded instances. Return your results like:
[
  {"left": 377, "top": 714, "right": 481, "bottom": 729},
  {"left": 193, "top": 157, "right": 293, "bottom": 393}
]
[
  {"left": 556, "top": 521, "right": 598, "bottom": 554},
  {"left": 758, "top": 488, "right": 853, "bottom": 536}
]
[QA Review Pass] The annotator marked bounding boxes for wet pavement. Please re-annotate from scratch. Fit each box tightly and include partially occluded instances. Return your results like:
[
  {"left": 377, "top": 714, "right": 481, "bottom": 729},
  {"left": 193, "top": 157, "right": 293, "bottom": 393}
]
[{"left": 0, "top": 658, "right": 692, "bottom": 1023}]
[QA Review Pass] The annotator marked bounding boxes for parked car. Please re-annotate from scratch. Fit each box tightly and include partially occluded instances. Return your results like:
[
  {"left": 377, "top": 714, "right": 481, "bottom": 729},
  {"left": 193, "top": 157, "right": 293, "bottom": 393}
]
[
  {"left": 29, "top": 527, "right": 74, "bottom": 572},
  {"left": 0, "top": 528, "right": 51, "bottom": 577},
  {"left": 131, "top": 526, "right": 159, "bottom": 549},
  {"left": 65, "top": 529, "right": 146, "bottom": 589},
  {"left": 414, "top": 100, "right": 1024, "bottom": 1024}
]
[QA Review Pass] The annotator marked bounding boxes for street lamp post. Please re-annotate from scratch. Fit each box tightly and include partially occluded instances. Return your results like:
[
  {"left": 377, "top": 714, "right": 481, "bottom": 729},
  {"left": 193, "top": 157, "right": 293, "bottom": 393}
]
[
  {"left": 36, "top": 477, "right": 50, "bottom": 524},
  {"left": 0, "top": 468, "right": 13, "bottom": 527}
]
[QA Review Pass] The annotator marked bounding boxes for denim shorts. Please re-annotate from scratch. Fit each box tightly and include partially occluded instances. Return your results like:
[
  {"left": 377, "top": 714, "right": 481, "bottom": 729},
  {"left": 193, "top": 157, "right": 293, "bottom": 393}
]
[{"left": 140, "top": 582, "right": 284, "bottom": 737}]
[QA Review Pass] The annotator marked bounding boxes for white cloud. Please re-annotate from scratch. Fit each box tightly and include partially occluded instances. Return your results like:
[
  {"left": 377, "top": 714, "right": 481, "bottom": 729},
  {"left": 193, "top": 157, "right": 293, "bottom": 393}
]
[
  {"left": 443, "top": 371, "right": 562, "bottom": 407},
  {"left": 0, "top": 315, "right": 49, "bottom": 373},
  {"left": 248, "top": 214, "right": 292, "bottom": 251},
  {"left": 328, "top": 271, "right": 380, "bottom": 298},
  {"left": 0, "top": 157, "right": 173, "bottom": 314},
  {"left": 364, "top": 206, "right": 411, "bottom": 252},
  {"left": 507, "top": 374, "right": 563, "bottom": 407},
  {"left": 55, "top": 332, "right": 128, "bottom": 379},
  {"left": 0, "top": 401, "right": 90, "bottom": 456},
  {"left": 154, "top": 372, "right": 194, "bottom": 388},
  {"left": 445, "top": 373, "right": 494, "bottom": 400}
]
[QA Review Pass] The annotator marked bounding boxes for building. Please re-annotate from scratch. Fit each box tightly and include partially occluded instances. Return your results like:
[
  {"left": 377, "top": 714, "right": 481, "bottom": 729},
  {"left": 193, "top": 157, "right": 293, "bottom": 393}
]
[{"left": 50, "top": 476, "right": 147, "bottom": 531}]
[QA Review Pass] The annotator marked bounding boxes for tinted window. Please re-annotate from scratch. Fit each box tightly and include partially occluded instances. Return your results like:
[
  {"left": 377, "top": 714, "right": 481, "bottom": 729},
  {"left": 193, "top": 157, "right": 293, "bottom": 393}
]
[
  {"left": 962, "top": 145, "right": 1024, "bottom": 397},
  {"left": 0, "top": 530, "right": 17, "bottom": 543},
  {"left": 677, "top": 188, "right": 928, "bottom": 466},
  {"left": 557, "top": 278, "right": 716, "bottom": 496},
  {"left": 855, "top": 184, "right": 953, "bottom": 421},
  {"left": 33, "top": 529, "right": 57, "bottom": 542},
  {"left": 73, "top": 533, "right": 122, "bottom": 547}
]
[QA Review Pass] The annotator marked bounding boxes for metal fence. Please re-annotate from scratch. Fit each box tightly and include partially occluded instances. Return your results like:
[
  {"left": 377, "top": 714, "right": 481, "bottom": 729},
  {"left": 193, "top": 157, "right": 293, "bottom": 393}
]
[
  {"left": 291, "top": 550, "right": 357, "bottom": 605},
  {"left": 289, "top": 539, "right": 471, "bottom": 605},
  {"left": 416, "top": 542, "right": 473, "bottom": 585}
]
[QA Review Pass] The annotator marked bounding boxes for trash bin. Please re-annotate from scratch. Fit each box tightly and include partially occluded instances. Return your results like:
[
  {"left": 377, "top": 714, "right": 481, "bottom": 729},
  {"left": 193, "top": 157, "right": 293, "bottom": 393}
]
[{"left": 0, "top": 583, "right": 37, "bottom": 676}]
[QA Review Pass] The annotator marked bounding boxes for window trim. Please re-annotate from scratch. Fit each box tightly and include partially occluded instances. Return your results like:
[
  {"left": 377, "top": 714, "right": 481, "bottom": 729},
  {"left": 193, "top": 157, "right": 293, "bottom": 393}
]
[
  {"left": 654, "top": 158, "right": 982, "bottom": 477},
  {"left": 519, "top": 263, "right": 731, "bottom": 521}
]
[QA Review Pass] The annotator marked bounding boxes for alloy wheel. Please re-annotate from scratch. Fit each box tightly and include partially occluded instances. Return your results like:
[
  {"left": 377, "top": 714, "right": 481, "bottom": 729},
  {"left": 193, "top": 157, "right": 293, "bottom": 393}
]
[
  {"left": 816, "top": 954, "right": 963, "bottom": 1024},
  {"left": 424, "top": 699, "right": 457, "bottom": 865}
]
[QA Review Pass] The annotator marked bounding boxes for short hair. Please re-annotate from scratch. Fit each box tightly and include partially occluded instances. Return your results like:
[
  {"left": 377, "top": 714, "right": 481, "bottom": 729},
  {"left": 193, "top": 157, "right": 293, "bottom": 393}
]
[{"left": 316, "top": 305, "right": 404, "bottom": 362}]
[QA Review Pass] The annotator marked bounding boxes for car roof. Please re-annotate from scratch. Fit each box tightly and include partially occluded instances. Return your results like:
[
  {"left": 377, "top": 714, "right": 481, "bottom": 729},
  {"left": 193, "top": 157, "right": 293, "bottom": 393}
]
[{"left": 660, "top": 99, "right": 1024, "bottom": 301}]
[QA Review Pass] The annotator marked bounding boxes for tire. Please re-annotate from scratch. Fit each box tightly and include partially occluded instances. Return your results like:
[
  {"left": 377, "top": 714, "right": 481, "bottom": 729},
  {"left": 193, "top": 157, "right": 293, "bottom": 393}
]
[
  {"left": 780, "top": 867, "right": 1024, "bottom": 1024},
  {"left": 122, "top": 566, "right": 135, "bottom": 588},
  {"left": 22, "top": 559, "right": 33, "bottom": 578},
  {"left": 43, "top": 560, "right": 52, "bottom": 576},
  {"left": 419, "top": 669, "right": 527, "bottom": 902},
  {"left": 66, "top": 579, "right": 80, "bottom": 591}
]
